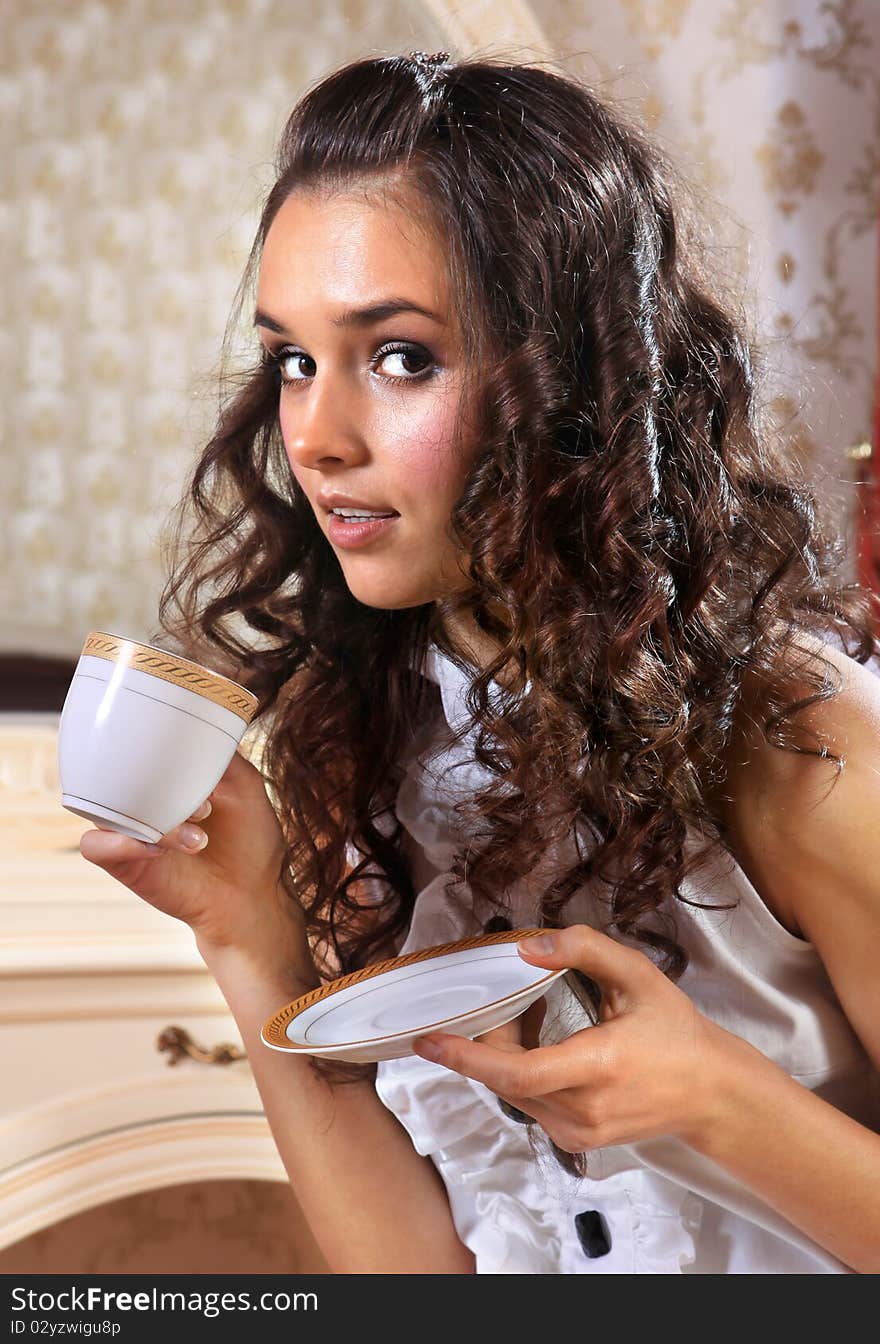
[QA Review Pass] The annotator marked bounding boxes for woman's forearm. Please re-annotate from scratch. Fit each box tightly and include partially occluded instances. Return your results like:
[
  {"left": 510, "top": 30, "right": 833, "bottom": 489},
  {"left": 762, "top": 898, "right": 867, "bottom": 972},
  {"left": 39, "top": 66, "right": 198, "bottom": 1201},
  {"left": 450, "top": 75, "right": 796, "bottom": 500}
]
[
  {"left": 200, "top": 941, "right": 475, "bottom": 1274},
  {"left": 692, "top": 1023, "right": 880, "bottom": 1273}
]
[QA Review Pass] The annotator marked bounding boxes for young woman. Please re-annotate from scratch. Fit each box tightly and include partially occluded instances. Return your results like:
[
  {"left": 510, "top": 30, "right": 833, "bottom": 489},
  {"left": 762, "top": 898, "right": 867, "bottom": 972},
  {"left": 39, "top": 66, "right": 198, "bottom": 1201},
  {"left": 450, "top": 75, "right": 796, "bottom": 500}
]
[{"left": 79, "top": 52, "right": 880, "bottom": 1274}]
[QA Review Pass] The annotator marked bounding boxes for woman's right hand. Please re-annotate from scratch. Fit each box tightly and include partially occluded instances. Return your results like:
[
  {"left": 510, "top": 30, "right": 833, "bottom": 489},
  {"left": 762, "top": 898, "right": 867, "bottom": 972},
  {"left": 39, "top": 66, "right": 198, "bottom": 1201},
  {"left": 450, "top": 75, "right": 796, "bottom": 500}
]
[{"left": 78, "top": 747, "right": 308, "bottom": 962}]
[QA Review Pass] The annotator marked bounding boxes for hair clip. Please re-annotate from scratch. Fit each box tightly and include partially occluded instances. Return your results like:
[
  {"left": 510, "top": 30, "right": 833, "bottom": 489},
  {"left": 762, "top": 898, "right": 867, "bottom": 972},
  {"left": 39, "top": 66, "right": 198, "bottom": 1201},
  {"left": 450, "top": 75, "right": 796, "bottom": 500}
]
[{"left": 407, "top": 50, "right": 451, "bottom": 68}]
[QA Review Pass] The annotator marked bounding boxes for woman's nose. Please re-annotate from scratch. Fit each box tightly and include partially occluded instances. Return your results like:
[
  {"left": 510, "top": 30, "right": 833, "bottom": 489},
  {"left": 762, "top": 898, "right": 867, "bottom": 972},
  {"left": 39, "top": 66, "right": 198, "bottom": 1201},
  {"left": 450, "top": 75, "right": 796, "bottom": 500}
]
[{"left": 282, "top": 375, "right": 367, "bottom": 470}]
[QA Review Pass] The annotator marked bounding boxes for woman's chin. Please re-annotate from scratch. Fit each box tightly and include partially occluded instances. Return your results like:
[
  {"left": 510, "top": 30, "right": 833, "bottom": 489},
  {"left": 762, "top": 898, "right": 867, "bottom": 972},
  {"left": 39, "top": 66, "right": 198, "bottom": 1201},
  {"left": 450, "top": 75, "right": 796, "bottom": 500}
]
[{"left": 344, "top": 580, "right": 432, "bottom": 611}]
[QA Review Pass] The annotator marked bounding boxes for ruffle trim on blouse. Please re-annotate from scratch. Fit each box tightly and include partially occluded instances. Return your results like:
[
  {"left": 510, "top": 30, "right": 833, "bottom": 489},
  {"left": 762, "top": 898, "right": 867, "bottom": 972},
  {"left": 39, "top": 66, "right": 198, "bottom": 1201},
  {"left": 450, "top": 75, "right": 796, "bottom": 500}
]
[
  {"left": 375, "top": 1052, "right": 566, "bottom": 1273},
  {"left": 624, "top": 1173, "right": 704, "bottom": 1274},
  {"left": 375, "top": 1051, "right": 707, "bottom": 1273}
]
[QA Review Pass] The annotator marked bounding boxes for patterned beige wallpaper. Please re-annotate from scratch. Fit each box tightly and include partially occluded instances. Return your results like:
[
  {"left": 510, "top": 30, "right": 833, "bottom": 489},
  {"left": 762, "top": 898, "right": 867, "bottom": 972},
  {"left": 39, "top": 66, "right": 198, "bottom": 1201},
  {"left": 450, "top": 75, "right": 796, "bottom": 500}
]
[
  {"left": 1, "top": 0, "right": 446, "bottom": 661},
  {"left": 2, "top": 1, "right": 877, "bottom": 662}
]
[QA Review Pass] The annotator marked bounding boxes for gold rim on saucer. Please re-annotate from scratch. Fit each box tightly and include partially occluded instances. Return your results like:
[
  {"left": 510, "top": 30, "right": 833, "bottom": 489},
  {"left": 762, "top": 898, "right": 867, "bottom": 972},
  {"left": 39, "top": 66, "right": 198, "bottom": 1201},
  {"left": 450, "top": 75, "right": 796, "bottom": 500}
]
[
  {"left": 261, "top": 927, "right": 549, "bottom": 1051},
  {"left": 82, "top": 631, "right": 259, "bottom": 725}
]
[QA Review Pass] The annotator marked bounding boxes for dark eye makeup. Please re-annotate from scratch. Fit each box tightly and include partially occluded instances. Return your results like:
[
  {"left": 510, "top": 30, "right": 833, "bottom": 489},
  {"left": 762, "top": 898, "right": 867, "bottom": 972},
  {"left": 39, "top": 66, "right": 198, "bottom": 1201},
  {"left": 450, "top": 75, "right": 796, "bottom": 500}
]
[{"left": 261, "top": 340, "right": 437, "bottom": 388}]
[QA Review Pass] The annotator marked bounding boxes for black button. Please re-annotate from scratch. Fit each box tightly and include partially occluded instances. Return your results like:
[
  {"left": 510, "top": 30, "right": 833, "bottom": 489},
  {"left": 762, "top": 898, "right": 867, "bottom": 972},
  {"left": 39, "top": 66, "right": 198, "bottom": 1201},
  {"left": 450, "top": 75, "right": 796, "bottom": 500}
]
[{"left": 574, "top": 1210, "right": 611, "bottom": 1258}]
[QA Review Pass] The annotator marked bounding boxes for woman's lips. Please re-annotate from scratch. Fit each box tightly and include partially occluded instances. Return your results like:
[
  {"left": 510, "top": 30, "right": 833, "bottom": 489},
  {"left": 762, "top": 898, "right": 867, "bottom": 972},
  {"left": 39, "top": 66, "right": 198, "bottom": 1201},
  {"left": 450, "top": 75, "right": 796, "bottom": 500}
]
[{"left": 327, "top": 513, "right": 400, "bottom": 548}]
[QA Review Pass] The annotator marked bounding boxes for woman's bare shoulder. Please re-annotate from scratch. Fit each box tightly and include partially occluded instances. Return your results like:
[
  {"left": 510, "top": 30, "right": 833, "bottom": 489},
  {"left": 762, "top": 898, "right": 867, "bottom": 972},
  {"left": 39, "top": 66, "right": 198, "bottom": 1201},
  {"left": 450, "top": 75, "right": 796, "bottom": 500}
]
[{"left": 711, "top": 629, "right": 880, "bottom": 937}]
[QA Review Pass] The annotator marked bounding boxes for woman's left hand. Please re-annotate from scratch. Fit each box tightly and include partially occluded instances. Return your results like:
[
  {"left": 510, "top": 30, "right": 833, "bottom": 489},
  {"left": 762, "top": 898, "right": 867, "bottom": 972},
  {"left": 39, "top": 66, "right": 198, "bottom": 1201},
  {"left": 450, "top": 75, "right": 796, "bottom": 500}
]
[{"left": 411, "top": 924, "right": 738, "bottom": 1154}]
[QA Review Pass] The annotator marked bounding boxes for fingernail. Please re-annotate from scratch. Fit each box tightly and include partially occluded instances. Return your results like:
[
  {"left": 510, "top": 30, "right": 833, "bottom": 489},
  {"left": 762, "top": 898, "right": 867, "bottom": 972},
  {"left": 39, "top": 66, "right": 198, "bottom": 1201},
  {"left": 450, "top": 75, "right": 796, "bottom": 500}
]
[
  {"left": 518, "top": 933, "right": 555, "bottom": 957},
  {"left": 180, "top": 825, "right": 207, "bottom": 851},
  {"left": 193, "top": 800, "right": 212, "bottom": 821}
]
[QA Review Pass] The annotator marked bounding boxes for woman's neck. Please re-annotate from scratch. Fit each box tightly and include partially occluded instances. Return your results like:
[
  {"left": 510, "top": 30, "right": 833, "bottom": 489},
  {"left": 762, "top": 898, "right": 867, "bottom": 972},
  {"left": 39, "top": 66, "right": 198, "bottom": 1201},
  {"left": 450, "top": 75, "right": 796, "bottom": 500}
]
[{"left": 436, "top": 608, "right": 522, "bottom": 692}]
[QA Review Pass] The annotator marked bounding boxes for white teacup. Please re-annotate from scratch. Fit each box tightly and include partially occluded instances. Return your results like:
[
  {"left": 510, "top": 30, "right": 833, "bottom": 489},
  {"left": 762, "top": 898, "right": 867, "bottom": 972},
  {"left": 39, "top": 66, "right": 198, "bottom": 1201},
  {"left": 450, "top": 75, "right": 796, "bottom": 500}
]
[{"left": 58, "top": 630, "right": 259, "bottom": 843}]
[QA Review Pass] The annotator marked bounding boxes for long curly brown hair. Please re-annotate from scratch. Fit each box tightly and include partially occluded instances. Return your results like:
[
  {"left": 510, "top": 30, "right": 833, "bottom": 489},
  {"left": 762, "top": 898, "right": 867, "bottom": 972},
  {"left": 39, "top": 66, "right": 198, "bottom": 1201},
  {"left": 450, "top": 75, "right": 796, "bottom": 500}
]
[{"left": 151, "top": 55, "right": 877, "bottom": 1114}]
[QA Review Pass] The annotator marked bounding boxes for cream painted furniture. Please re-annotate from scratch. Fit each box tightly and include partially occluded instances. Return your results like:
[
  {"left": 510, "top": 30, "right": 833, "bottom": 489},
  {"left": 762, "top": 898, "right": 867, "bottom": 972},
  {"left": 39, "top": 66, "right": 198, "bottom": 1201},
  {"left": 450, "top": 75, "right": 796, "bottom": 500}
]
[{"left": 0, "top": 713, "right": 297, "bottom": 1252}]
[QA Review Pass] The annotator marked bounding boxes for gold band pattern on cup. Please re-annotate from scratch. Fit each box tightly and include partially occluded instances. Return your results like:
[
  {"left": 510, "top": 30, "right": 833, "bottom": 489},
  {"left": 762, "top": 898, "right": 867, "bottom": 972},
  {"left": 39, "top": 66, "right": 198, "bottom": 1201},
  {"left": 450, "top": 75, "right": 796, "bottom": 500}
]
[
  {"left": 82, "top": 631, "right": 259, "bottom": 725},
  {"left": 261, "top": 927, "right": 547, "bottom": 1050}
]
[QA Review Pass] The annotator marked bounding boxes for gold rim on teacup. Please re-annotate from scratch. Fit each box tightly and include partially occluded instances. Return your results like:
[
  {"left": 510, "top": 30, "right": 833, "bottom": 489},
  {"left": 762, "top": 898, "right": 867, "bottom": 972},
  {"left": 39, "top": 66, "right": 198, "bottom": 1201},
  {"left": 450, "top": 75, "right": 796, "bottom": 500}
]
[{"left": 82, "top": 631, "right": 259, "bottom": 725}]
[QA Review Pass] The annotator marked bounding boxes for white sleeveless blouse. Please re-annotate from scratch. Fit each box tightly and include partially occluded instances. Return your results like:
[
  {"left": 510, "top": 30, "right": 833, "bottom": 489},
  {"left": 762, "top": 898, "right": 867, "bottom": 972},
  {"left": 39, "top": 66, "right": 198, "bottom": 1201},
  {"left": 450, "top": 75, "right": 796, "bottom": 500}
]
[{"left": 369, "top": 643, "right": 880, "bottom": 1274}]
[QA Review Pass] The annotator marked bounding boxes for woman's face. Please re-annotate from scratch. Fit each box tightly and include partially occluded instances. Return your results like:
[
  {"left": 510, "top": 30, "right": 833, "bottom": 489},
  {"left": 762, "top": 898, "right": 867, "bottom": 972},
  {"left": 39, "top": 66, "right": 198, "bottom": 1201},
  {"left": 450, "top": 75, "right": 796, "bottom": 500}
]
[{"left": 255, "top": 184, "right": 478, "bottom": 610}]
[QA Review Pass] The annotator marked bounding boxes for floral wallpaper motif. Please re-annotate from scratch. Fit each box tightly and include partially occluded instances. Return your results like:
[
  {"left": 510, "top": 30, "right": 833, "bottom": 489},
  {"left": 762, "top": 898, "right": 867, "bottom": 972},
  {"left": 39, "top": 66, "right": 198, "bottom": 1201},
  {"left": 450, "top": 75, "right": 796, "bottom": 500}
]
[
  {"left": 755, "top": 102, "right": 826, "bottom": 216},
  {"left": 536, "top": 0, "right": 878, "bottom": 563},
  {"left": 2, "top": 0, "right": 877, "bottom": 662}
]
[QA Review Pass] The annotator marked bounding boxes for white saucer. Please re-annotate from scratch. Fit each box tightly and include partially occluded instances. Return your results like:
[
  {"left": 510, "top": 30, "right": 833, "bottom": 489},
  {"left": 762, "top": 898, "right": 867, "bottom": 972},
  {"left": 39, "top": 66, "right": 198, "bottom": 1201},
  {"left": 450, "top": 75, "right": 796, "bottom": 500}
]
[{"left": 261, "top": 929, "right": 566, "bottom": 1063}]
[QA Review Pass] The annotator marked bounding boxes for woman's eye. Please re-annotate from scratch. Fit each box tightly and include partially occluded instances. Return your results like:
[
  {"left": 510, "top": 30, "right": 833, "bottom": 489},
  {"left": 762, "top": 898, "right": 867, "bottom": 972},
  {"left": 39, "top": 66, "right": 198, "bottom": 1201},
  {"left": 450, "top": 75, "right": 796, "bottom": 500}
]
[
  {"left": 375, "top": 344, "right": 433, "bottom": 380},
  {"left": 276, "top": 350, "right": 310, "bottom": 382},
  {"left": 267, "top": 342, "right": 434, "bottom": 386}
]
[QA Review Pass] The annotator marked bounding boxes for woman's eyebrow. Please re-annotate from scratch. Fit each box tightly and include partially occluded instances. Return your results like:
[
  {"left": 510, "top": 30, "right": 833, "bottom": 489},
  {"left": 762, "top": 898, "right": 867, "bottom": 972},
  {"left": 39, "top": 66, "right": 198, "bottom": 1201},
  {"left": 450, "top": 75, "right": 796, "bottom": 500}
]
[{"left": 253, "top": 298, "right": 443, "bottom": 334}]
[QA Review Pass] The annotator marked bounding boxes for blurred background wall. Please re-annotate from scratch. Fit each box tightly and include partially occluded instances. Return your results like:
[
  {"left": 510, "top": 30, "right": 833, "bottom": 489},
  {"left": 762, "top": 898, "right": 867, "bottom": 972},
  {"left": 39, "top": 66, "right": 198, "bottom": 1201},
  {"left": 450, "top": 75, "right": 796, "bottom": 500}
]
[{"left": 2, "top": 0, "right": 878, "bottom": 674}]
